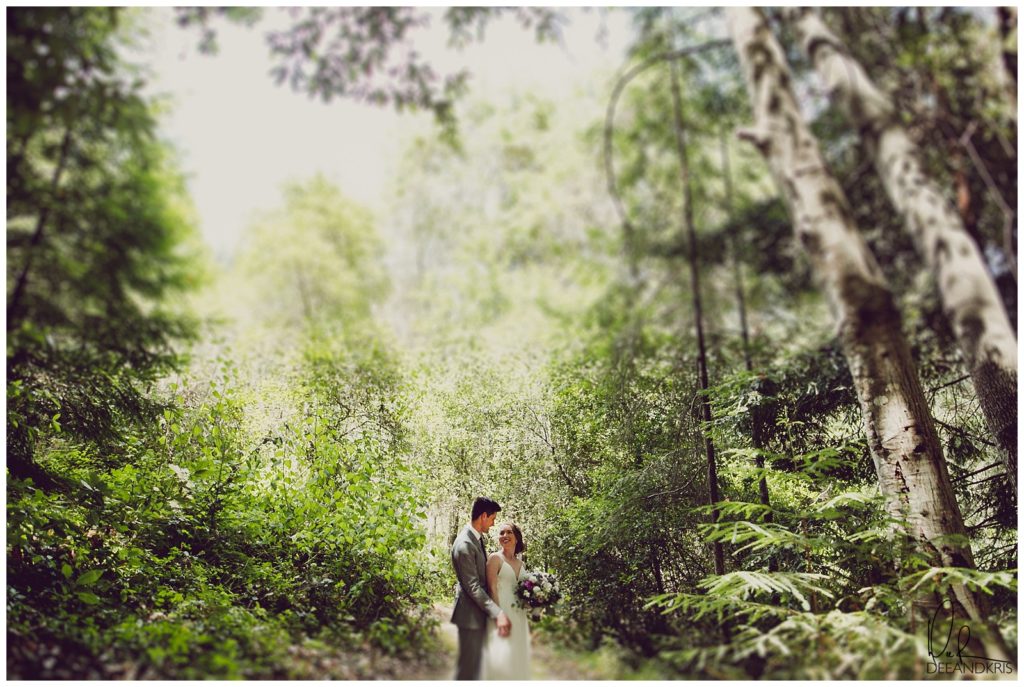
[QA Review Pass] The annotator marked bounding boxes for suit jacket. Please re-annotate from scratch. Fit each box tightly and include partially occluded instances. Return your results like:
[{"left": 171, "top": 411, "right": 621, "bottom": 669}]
[{"left": 450, "top": 525, "right": 502, "bottom": 628}]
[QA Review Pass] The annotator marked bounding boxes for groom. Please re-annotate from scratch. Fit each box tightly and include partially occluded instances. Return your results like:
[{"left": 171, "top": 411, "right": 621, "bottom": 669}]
[{"left": 451, "top": 497, "right": 511, "bottom": 680}]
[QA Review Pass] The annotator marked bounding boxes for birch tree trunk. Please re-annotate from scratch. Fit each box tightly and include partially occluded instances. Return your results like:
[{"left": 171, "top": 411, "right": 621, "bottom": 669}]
[
  {"left": 788, "top": 8, "right": 1018, "bottom": 496},
  {"left": 726, "top": 8, "right": 1011, "bottom": 661}
]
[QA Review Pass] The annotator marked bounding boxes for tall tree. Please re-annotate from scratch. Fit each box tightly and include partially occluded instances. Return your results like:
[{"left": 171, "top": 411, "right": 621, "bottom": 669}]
[
  {"left": 668, "top": 59, "right": 725, "bottom": 580},
  {"left": 7, "top": 7, "right": 199, "bottom": 484},
  {"left": 725, "top": 7, "right": 1011, "bottom": 660},
  {"left": 720, "top": 130, "right": 774, "bottom": 559},
  {"left": 787, "top": 7, "right": 1018, "bottom": 496},
  {"left": 232, "top": 175, "right": 388, "bottom": 335}
]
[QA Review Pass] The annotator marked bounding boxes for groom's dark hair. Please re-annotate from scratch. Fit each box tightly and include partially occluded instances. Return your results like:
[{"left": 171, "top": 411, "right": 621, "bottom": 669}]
[{"left": 471, "top": 497, "right": 501, "bottom": 520}]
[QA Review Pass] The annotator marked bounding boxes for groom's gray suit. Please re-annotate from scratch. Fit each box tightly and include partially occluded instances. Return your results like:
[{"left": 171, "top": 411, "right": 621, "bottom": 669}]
[{"left": 451, "top": 524, "right": 502, "bottom": 680}]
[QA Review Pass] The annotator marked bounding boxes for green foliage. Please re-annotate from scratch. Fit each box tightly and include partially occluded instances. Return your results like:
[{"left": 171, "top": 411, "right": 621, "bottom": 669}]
[
  {"left": 900, "top": 567, "right": 1017, "bottom": 598},
  {"left": 7, "top": 42, "right": 435, "bottom": 668},
  {"left": 527, "top": 290, "right": 714, "bottom": 655},
  {"left": 541, "top": 235, "right": 1015, "bottom": 678},
  {"left": 669, "top": 608, "right": 928, "bottom": 680},
  {"left": 8, "top": 347, "right": 433, "bottom": 677},
  {"left": 703, "top": 571, "right": 834, "bottom": 611},
  {"left": 234, "top": 175, "right": 389, "bottom": 335},
  {"left": 7, "top": 7, "right": 202, "bottom": 484},
  {"left": 645, "top": 439, "right": 1016, "bottom": 679},
  {"left": 387, "top": 88, "right": 616, "bottom": 347}
]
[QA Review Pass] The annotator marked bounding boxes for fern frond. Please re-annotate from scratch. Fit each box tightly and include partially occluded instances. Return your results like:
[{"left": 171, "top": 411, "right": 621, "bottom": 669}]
[
  {"left": 697, "top": 570, "right": 835, "bottom": 611},
  {"left": 811, "top": 489, "right": 883, "bottom": 520},
  {"left": 720, "top": 447, "right": 783, "bottom": 463},
  {"left": 847, "top": 525, "right": 895, "bottom": 544},
  {"left": 646, "top": 590, "right": 795, "bottom": 623},
  {"left": 664, "top": 608, "right": 929, "bottom": 679},
  {"left": 697, "top": 520, "right": 817, "bottom": 554},
  {"left": 901, "top": 567, "right": 1018, "bottom": 596},
  {"left": 694, "top": 500, "right": 773, "bottom": 522}
]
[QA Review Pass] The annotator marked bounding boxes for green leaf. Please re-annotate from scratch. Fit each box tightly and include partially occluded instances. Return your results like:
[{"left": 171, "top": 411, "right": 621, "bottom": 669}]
[
  {"left": 76, "top": 591, "right": 101, "bottom": 605},
  {"left": 76, "top": 569, "right": 103, "bottom": 586},
  {"left": 61, "top": 563, "right": 73, "bottom": 579}
]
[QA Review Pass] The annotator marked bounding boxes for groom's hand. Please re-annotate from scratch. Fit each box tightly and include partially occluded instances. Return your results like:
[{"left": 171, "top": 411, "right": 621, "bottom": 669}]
[{"left": 496, "top": 611, "right": 511, "bottom": 637}]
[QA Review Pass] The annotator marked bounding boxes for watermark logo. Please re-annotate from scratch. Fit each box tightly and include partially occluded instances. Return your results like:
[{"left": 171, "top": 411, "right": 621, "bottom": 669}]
[{"left": 925, "top": 598, "right": 1014, "bottom": 676}]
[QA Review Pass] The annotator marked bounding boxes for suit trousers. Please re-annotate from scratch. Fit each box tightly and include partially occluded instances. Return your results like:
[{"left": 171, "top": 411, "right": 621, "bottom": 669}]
[{"left": 455, "top": 626, "right": 485, "bottom": 680}]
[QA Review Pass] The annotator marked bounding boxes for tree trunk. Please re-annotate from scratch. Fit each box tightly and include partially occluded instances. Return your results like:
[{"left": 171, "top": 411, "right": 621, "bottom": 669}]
[
  {"left": 7, "top": 126, "right": 73, "bottom": 331},
  {"left": 788, "top": 8, "right": 1018, "bottom": 497},
  {"left": 670, "top": 58, "right": 732, "bottom": 646},
  {"left": 720, "top": 129, "right": 774, "bottom": 523},
  {"left": 668, "top": 58, "right": 726, "bottom": 580},
  {"left": 726, "top": 7, "right": 1011, "bottom": 662}
]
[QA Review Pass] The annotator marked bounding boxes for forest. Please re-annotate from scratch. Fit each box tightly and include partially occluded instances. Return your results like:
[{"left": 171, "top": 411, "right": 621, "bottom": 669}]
[{"left": 6, "top": 6, "right": 1018, "bottom": 680}]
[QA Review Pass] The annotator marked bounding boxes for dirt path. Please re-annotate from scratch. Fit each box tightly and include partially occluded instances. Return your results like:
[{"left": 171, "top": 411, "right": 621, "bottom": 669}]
[{"left": 414, "top": 604, "right": 603, "bottom": 681}]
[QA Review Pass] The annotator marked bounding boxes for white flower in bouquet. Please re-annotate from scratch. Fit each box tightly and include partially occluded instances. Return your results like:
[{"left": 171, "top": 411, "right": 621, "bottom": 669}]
[{"left": 514, "top": 570, "right": 562, "bottom": 616}]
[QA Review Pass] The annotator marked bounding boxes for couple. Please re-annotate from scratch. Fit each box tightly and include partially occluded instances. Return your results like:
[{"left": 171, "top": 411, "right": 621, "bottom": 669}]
[{"left": 450, "top": 497, "right": 531, "bottom": 680}]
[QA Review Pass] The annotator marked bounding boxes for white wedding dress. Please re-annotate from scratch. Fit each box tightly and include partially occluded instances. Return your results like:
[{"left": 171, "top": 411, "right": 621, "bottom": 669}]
[{"left": 481, "top": 559, "right": 531, "bottom": 680}]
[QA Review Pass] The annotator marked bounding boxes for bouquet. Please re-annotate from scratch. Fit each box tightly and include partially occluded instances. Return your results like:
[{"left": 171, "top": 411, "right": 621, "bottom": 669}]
[{"left": 514, "top": 571, "right": 561, "bottom": 621}]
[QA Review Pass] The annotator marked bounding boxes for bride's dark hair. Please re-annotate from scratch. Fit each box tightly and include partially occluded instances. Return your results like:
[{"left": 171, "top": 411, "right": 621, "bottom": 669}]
[{"left": 505, "top": 522, "right": 525, "bottom": 556}]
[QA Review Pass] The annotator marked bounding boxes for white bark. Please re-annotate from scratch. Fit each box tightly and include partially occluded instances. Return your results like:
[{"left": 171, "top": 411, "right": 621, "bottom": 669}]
[
  {"left": 790, "top": 8, "right": 1017, "bottom": 495},
  {"left": 726, "top": 9, "right": 1010, "bottom": 659}
]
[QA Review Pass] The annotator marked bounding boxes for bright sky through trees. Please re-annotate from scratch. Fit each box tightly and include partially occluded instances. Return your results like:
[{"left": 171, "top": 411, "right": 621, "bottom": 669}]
[{"left": 136, "top": 7, "right": 634, "bottom": 261}]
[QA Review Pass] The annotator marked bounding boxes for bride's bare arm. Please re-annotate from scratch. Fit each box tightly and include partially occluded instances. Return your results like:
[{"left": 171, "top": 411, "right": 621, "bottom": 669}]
[{"left": 485, "top": 554, "right": 502, "bottom": 607}]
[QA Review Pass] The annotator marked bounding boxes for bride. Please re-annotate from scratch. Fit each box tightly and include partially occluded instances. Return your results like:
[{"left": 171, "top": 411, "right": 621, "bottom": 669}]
[{"left": 481, "top": 522, "right": 531, "bottom": 680}]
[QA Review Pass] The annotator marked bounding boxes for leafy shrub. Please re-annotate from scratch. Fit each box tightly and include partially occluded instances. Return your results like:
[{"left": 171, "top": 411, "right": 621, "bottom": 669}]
[{"left": 7, "top": 349, "right": 435, "bottom": 678}]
